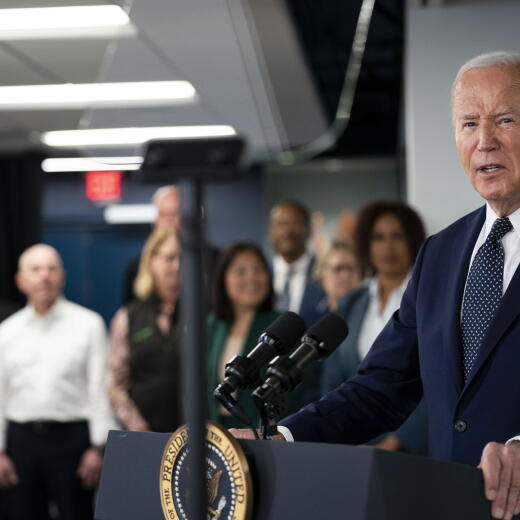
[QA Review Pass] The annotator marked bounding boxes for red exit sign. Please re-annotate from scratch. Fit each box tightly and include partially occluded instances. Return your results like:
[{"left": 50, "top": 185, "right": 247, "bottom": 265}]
[{"left": 85, "top": 170, "right": 122, "bottom": 201}]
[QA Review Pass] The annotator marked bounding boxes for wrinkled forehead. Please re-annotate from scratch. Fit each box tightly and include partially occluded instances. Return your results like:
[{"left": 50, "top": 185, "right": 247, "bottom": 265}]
[{"left": 452, "top": 66, "right": 520, "bottom": 114}]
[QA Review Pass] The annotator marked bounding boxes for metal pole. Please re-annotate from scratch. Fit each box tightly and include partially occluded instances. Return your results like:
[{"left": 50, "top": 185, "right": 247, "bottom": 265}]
[{"left": 180, "top": 177, "right": 207, "bottom": 520}]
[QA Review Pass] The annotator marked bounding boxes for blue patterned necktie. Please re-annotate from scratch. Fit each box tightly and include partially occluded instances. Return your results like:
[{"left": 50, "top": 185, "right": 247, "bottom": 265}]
[{"left": 461, "top": 217, "right": 513, "bottom": 380}]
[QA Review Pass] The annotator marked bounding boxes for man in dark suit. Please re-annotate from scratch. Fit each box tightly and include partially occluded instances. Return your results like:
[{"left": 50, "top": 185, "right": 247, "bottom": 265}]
[
  {"left": 269, "top": 200, "right": 327, "bottom": 404},
  {"left": 269, "top": 200, "right": 326, "bottom": 327},
  {"left": 233, "top": 52, "right": 520, "bottom": 520}
]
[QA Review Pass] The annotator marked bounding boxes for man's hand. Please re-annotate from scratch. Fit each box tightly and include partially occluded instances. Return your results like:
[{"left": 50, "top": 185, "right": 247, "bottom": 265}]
[
  {"left": 479, "top": 441, "right": 520, "bottom": 519},
  {"left": 373, "top": 434, "right": 401, "bottom": 452},
  {"left": 77, "top": 447, "right": 103, "bottom": 489},
  {"left": 0, "top": 452, "right": 18, "bottom": 488},
  {"left": 228, "top": 428, "right": 285, "bottom": 441}
]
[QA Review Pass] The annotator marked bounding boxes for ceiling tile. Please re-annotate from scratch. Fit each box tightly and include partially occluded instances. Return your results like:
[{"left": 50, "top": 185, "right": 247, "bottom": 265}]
[
  {"left": 8, "top": 39, "right": 112, "bottom": 84},
  {"left": 3, "top": 110, "right": 82, "bottom": 132}
]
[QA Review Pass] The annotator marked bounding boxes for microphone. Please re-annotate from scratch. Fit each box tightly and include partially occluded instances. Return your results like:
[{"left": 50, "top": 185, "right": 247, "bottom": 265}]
[
  {"left": 252, "top": 313, "right": 349, "bottom": 406},
  {"left": 214, "top": 311, "right": 306, "bottom": 409}
]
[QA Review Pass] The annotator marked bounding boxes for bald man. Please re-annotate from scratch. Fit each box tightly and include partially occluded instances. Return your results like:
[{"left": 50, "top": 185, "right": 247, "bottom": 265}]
[{"left": 0, "top": 244, "right": 115, "bottom": 520}]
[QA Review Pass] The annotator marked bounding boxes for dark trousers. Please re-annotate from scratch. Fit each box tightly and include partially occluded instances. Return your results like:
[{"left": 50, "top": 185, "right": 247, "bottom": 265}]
[{"left": 4, "top": 421, "right": 94, "bottom": 520}]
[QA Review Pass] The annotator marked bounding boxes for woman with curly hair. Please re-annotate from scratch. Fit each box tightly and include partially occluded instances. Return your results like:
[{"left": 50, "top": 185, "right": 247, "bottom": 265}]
[{"left": 321, "top": 201, "right": 428, "bottom": 455}]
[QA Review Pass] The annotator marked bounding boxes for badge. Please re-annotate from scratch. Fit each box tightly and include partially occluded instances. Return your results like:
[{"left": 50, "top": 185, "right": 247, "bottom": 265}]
[{"left": 160, "top": 421, "right": 253, "bottom": 520}]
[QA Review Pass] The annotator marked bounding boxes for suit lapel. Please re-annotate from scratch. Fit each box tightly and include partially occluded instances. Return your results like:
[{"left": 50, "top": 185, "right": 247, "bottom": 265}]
[{"left": 443, "top": 207, "right": 486, "bottom": 397}]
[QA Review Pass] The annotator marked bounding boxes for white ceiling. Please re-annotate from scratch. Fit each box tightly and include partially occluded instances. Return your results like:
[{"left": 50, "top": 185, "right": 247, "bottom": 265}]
[
  {"left": 0, "top": 0, "right": 124, "bottom": 148},
  {"left": 0, "top": 0, "right": 492, "bottom": 157},
  {"left": 0, "top": 0, "right": 328, "bottom": 160}
]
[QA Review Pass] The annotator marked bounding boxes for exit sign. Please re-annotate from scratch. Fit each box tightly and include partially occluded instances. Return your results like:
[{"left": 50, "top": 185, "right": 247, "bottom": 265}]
[{"left": 85, "top": 170, "right": 122, "bottom": 201}]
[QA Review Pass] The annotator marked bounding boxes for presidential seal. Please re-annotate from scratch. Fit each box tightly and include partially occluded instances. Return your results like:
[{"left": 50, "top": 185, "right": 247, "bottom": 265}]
[{"left": 160, "top": 421, "right": 253, "bottom": 520}]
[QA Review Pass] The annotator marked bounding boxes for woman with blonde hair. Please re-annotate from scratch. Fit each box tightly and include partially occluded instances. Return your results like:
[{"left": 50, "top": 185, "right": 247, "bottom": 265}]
[
  {"left": 108, "top": 227, "right": 182, "bottom": 432},
  {"left": 314, "top": 239, "right": 362, "bottom": 313}
]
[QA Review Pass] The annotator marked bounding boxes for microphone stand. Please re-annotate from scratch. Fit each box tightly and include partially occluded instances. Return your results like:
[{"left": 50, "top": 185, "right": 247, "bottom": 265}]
[
  {"left": 258, "top": 391, "right": 286, "bottom": 440},
  {"left": 180, "top": 177, "right": 207, "bottom": 520},
  {"left": 140, "top": 136, "right": 245, "bottom": 520}
]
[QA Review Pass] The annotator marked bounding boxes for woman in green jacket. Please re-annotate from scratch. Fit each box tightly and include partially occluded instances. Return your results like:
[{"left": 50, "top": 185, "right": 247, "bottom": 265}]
[{"left": 207, "top": 242, "right": 298, "bottom": 428}]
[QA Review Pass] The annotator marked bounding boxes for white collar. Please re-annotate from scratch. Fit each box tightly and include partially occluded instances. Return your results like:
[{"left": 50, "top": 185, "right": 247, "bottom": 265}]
[
  {"left": 484, "top": 204, "right": 520, "bottom": 241},
  {"left": 26, "top": 296, "right": 65, "bottom": 319},
  {"left": 368, "top": 273, "right": 411, "bottom": 300},
  {"left": 273, "top": 252, "right": 311, "bottom": 276}
]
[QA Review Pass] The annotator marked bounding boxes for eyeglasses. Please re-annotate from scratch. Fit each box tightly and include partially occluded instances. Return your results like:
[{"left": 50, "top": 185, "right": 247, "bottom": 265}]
[{"left": 326, "top": 263, "right": 357, "bottom": 275}]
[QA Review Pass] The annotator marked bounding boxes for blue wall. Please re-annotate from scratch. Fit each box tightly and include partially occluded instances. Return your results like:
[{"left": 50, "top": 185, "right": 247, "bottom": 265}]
[{"left": 43, "top": 171, "right": 265, "bottom": 324}]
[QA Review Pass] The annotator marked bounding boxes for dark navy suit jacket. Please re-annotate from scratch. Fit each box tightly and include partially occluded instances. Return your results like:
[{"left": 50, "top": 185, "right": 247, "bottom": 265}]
[
  {"left": 281, "top": 206, "right": 520, "bottom": 466},
  {"left": 320, "top": 286, "right": 428, "bottom": 455}
]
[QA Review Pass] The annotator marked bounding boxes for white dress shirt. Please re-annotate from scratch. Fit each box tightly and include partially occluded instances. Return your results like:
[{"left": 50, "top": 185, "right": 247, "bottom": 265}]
[
  {"left": 357, "top": 274, "right": 411, "bottom": 361},
  {"left": 466, "top": 204, "right": 520, "bottom": 296},
  {"left": 0, "top": 298, "right": 116, "bottom": 451},
  {"left": 279, "top": 274, "right": 411, "bottom": 443},
  {"left": 273, "top": 253, "right": 312, "bottom": 313}
]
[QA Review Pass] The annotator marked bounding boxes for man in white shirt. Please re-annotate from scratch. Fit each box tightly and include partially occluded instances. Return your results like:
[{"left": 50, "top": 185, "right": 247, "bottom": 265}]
[{"left": 0, "top": 244, "right": 115, "bottom": 520}]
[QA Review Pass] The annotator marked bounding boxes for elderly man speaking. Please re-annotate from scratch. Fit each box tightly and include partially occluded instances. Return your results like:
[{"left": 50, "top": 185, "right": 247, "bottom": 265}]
[
  {"left": 232, "top": 51, "right": 520, "bottom": 520},
  {"left": 0, "top": 244, "right": 115, "bottom": 520}
]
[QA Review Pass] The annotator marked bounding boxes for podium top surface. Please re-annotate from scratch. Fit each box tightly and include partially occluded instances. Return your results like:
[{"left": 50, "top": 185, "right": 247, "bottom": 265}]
[{"left": 95, "top": 430, "right": 493, "bottom": 520}]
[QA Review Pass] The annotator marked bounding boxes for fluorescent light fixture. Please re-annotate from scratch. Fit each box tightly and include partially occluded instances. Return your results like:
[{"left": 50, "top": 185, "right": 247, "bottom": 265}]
[
  {"left": 0, "top": 25, "right": 136, "bottom": 41},
  {"left": 42, "top": 157, "right": 143, "bottom": 173},
  {"left": 0, "top": 5, "right": 133, "bottom": 40},
  {"left": 0, "top": 5, "right": 129, "bottom": 31},
  {"left": 41, "top": 126, "right": 237, "bottom": 148},
  {"left": 104, "top": 204, "right": 156, "bottom": 225},
  {"left": 0, "top": 81, "right": 196, "bottom": 110}
]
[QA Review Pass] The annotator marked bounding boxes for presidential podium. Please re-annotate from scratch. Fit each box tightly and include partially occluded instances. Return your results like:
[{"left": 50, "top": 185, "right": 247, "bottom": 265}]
[{"left": 94, "top": 429, "right": 493, "bottom": 520}]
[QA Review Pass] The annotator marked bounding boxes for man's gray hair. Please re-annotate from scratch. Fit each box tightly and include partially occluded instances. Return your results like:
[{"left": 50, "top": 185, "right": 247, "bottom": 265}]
[{"left": 453, "top": 51, "right": 520, "bottom": 94}]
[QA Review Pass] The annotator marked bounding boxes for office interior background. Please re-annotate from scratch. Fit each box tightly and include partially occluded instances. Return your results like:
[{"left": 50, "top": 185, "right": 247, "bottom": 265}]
[{"left": 0, "top": 0, "right": 517, "bottom": 325}]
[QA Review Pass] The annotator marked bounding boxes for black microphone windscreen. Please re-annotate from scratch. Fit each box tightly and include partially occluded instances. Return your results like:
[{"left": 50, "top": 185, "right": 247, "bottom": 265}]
[
  {"left": 264, "top": 311, "right": 306, "bottom": 346},
  {"left": 306, "top": 313, "right": 349, "bottom": 356}
]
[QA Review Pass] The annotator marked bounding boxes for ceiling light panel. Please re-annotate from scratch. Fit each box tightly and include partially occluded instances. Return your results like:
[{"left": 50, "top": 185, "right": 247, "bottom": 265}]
[
  {"left": 42, "top": 157, "right": 143, "bottom": 172},
  {"left": 0, "top": 5, "right": 133, "bottom": 40},
  {"left": 0, "top": 81, "right": 197, "bottom": 110},
  {"left": 104, "top": 204, "right": 156, "bottom": 225},
  {"left": 0, "top": 5, "right": 129, "bottom": 30},
  {"left": 41, "top": 125, "right": 237, "bottom": 147}
]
